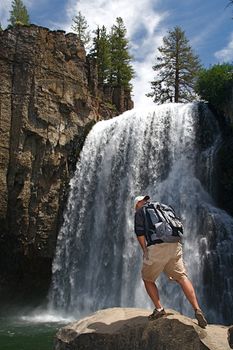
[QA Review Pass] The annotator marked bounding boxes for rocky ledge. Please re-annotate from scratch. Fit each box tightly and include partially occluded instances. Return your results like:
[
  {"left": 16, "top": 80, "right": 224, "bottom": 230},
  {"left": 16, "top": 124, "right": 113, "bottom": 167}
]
[{"left": 54, "top": 307, "right": 232, "bottom": 350}]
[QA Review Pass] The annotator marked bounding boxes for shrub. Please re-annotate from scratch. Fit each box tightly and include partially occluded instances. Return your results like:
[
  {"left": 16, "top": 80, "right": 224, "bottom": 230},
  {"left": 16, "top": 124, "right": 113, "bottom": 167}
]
[{"left": 195, "top": 63, "right": 233, "bottom": 111}]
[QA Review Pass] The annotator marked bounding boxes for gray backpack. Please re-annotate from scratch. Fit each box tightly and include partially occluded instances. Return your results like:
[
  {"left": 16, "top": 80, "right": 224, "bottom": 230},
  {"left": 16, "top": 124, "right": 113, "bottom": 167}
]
[{"left": 143, "top": 202, "right": 183, "bottom": 244}]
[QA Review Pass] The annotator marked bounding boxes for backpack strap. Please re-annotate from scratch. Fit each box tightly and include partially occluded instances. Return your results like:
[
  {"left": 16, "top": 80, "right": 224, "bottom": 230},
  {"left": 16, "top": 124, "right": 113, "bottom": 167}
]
[{"left": 154, "top": 203, "right": 169, "bottom": 223}]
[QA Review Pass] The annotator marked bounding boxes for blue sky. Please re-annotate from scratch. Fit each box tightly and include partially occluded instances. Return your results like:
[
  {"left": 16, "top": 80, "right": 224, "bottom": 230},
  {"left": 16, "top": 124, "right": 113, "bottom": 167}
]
[{"left": 1, "top": 0, "right": 233, "bottom": 106}]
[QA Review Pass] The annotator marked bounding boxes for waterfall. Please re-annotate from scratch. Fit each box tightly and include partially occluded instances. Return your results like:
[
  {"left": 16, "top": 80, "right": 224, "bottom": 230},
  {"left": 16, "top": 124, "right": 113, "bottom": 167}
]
[{"left": 48, "top": 103, "right": 233, "bottom": 324}]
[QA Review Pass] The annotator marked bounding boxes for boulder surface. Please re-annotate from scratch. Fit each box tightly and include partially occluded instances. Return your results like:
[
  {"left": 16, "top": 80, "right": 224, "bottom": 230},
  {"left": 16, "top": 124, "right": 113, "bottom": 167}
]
[{"left": 54, "top": 307, "right": 231, "bottom": 350}]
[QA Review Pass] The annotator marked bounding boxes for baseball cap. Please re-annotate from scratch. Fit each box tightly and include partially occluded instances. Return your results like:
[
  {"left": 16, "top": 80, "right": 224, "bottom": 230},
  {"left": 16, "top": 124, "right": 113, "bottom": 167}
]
[{"left": 134, "top": 195, "right": 150, "bottom": 209}]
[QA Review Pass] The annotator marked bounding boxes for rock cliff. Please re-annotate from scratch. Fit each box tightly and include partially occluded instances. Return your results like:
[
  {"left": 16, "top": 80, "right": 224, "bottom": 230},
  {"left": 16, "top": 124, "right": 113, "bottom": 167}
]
[
  {"left": 0, "top": 24, "right": 133, "bottom": 302},
  {"left": 209, "top": 89, "right": 233, "bottom": 217},
  {"left": 54, "top": 307, "right": 231, "bottom": 350}
]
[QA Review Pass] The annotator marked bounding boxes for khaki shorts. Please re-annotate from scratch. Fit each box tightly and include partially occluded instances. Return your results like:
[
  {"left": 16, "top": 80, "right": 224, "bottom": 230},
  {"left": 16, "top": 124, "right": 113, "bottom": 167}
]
[{"left": 141, "top": 242, "right": 187, "bottom": 282}]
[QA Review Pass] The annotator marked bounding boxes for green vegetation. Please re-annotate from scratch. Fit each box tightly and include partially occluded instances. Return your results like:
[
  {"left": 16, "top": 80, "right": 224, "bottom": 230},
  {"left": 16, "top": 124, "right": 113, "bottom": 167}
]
[
  {"left": 195, "top": 63, "right": 233, "bottom": 111},
  {"left": 0, "top": 22, "right": 2, "bottom": 31},
  {"left": 71, "top": 11, "right": 91, "bottom": 47},
  {"left": 109, "top": 17, "right": 134, "bottom": 90},
  {"left": 90, "top": 26, "right": 111, "bottom": 84},
  {"left": 8, "top": 0, "right": 30, "bottom": 26},
  {"left": 89, "top": 17, "right": 134, "bottom": 91},
  {"left": 147, "top": 26, "right": 201, "bottom": 104}
]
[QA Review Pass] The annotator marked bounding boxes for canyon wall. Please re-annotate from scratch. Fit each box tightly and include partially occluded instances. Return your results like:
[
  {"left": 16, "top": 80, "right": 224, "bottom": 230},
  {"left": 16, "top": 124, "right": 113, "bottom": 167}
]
[{"left": 0, "top": 24, "right": 133, "bottom": 301}]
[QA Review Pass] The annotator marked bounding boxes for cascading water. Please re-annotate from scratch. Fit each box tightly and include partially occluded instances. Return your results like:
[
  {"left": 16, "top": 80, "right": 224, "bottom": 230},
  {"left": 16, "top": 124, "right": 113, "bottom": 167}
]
[{"left": 49, "top": 103, "right": 233, "bottom": 324}]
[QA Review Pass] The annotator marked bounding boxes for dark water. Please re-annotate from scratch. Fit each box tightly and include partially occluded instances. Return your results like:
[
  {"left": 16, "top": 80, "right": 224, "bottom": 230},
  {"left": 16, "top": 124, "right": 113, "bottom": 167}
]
[{"left": 0, "top": 317, "right": 66, "bottom": 350}]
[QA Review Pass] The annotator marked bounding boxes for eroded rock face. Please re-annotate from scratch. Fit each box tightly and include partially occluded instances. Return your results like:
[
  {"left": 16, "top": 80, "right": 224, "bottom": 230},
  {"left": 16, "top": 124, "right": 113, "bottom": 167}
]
[
  {"left": 54, "top": 308, "right": 231, "bottom": 350},
  {"left": 214, "top": 90, "right": 233, "bottom": 218},
  {"left": 223, "top": 88, "right": 233, "bottom": 127},
  {"left": 0, "top": 25, "right": 133, "bottom": 299},
  {"left": 207, "top": 90, "right": 233, "bottom": 217}
]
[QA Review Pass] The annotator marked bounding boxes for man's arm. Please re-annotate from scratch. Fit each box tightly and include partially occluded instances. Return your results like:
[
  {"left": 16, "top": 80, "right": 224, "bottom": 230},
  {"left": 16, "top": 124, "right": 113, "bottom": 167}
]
[
  {"left": 134, "top": 209, "right": 148, "bottom": 258},
  {"left": 137, "top": 235, "right": 148, "bottom": 258}
]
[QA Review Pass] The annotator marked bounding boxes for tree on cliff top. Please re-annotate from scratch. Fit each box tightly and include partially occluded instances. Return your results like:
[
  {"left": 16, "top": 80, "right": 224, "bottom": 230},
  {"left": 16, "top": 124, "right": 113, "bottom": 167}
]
[
  {"left": 0, "top": 22, "right": 2, "bottom": 31},
  {"left": 90, "top": 26, "right": 111, "bottom": 84},
  {"left": 71, "top": 11, "right": 91, "bottom": 47},
  {"left": 147, "top": 26, "right": 201, "bottom": 103},
  {"left": 195, "top": 63, "right": 233, "bottom": 111},
  {"left": 109, "top": 17, "right": 135, "bottom": 91},
  {"left": 8, "top": 0, "right": 30, "bottom": 26}
]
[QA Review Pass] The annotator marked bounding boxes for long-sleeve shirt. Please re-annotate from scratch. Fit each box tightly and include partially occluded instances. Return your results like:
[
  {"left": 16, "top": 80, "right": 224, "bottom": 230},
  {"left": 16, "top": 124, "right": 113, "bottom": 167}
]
[{"left": 134, "top": 207, "right": 146, "bottom": 236}]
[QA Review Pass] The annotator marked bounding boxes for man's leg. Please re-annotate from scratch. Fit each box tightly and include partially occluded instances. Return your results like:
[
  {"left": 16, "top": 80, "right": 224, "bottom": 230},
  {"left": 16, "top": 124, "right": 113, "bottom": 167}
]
[
  {"left": 144, "top": 274, "right": 201, "bottom": 311},
  {"left": 143, "top": 279, "right": 166, "bottom": 320},
  {"left": 143, "top": 279, "right": 163, "bottom": 309},
  {"left": 176, "top": 276, "right": 200, "bottom": 310},
  {"left": 176, "top": 276, "right": 207, "bottom": 328},
  {"left": 164, "top": 243, "right": 207, "bottom": 327},
  {"left": 141, "top": 245, "right": 167, "bottom": 319}
]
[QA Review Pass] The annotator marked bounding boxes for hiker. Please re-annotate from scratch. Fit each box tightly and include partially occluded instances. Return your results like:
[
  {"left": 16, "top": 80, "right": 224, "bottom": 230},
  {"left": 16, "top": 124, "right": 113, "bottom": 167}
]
[{"left": 134, "top": 195, "right": 207, "bottom": 328}]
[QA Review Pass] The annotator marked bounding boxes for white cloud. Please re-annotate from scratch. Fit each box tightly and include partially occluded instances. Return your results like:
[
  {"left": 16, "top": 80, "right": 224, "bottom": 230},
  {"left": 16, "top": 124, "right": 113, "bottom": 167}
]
[
  {"left": 65, "top": 0, "right": 162, "bottom": 35},
  {"left": 214, "top": 32, "right": 233, "bottom": 62},
  {"left": 64, "top": 0, "right": 167, "bottom": 107},
  {"left": 0, "top": 0, "right": 11, "bottom": 26},
  {"left": 132, "top": 33, "right": 164, "bottom": 108}
]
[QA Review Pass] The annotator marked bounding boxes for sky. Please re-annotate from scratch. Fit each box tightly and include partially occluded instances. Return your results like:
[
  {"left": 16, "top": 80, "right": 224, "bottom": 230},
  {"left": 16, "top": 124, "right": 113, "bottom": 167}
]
[{"left": 0, "top": 0, "right": 233, "bottom": 107}]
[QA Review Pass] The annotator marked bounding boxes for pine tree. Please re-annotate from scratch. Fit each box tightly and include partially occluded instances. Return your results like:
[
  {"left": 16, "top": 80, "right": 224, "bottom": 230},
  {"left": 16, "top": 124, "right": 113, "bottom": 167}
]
[
  {"left": 0, "top": 22, "right": 2, "bottom": 31},
  {"left": 71, "top": 11, "right": 91, "bottom": 47},
  {"left": 147, "top": 26, "right": 201, "bottom": 104},
  {"left": 90, "top": 26, "right": 111, "bottom": 84},
  {"left": 109, "top": 17, "right": 134, "bottom": 90},
  {"left": 8, "top": 0, "right": 30, "bottom": 26}
]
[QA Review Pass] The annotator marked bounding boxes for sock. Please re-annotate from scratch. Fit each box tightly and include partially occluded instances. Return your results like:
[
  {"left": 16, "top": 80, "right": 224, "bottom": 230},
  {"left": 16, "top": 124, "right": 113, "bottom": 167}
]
[{"left": 156, "top": 307, "right": 163, "bottom": 312}]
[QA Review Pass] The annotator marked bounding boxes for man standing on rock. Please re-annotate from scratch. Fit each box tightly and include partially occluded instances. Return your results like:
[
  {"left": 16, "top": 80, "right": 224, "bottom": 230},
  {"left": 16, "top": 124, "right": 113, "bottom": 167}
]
[{"left": 134, "top": 195, "right": 207, "bottom": 328}]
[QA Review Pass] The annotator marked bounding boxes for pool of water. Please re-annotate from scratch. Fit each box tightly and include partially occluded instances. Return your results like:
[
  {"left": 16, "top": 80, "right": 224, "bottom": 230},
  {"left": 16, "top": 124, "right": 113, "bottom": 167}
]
[{"left": 0, "top": 314, "right": 72, "bottom": 350}]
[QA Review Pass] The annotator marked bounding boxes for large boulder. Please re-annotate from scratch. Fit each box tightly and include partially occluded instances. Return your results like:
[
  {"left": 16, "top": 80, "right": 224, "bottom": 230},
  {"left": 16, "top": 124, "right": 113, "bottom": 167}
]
[{"left": 54, "top": 308, "right": 231, "bottom": 350}]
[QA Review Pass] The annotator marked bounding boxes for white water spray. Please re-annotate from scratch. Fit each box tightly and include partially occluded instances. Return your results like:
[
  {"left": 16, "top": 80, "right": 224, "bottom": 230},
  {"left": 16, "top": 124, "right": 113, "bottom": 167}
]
[{"left": 48, "top": 103, "right": 233, "bottom": 323}]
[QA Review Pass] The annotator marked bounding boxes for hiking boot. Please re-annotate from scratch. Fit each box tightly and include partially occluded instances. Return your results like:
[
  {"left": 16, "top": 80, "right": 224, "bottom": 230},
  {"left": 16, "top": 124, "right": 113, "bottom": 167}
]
[
  {"left": 148, "top": 308, "right": 166, "bottom": 320},
  {"left": 195, "top": 309, "right": 207, "bottom": 328}
]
